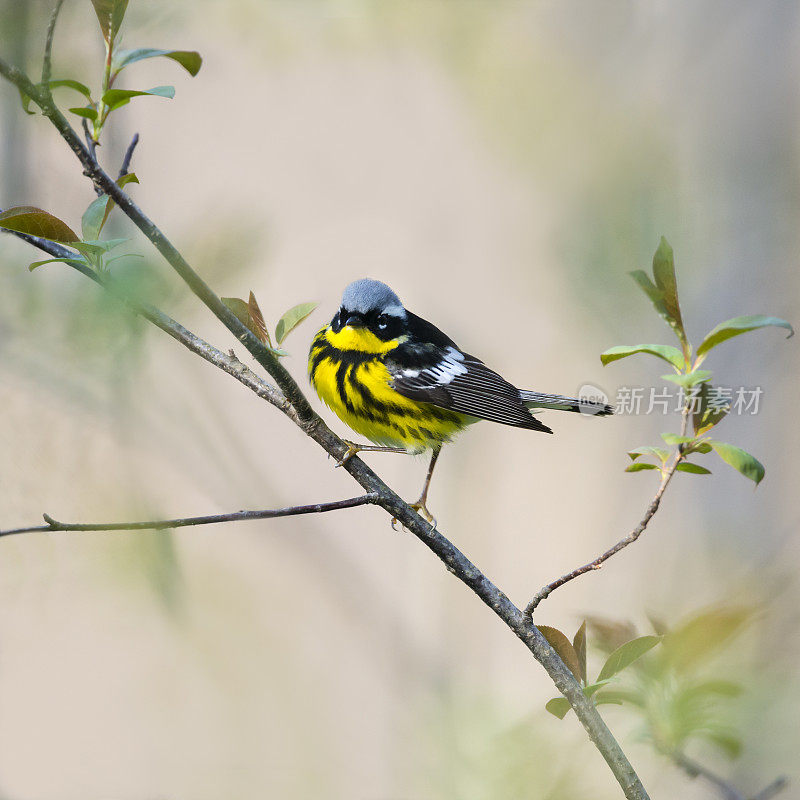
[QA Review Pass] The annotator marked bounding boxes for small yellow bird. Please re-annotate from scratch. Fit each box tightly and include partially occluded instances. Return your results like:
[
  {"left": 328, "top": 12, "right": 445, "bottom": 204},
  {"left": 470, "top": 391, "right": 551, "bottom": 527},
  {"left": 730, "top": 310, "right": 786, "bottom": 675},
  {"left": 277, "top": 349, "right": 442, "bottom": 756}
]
[{"left": 309, "top": 279, "right": 612, "bottom": 521}]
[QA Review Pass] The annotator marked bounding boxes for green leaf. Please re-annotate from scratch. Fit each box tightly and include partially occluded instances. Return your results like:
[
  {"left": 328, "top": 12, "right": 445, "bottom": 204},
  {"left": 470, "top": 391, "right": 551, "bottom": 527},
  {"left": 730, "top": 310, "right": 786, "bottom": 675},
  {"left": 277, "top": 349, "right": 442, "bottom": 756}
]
[
  {"left": 104, "top": 253, "right": 143, "bottom": 267},
  {"left": 629, "top": 269, "right": 667, "bottom": 314},
  {"left": 600, "top": 344, "right": 685, "bottom": 370},
  {"left": 29, "top": 257, "right": 87, "bottom": 272},
  {"left": 629, "top": 239, "right": 689, "bottom": 350},
  {"left": 545, "top": 697, "right": 571, "bottom": 720},
  {"left": 593, "top": 695, "right": 624, "bottom": 708},
  {"left": 90, "top": 0, "right": 129, "bottom": 43},
  {"left": 538, "top": 626, "right": 583, "bottom": 682},
  {"left": 709, "top": 441, "right": 765, "bottom": 485},
  {"left": 582, "top": 680, "right": 612, "bottom": 698},
  {"left": 222, "top": 297, "right": 250, "bottom": 323},
  {"left": 625, "top": 462, "right": 660, "bottom": 472},
  {"left": 102, "top": 173, "right": 139, "bottom": 232},
  {"left": 0, "top": 206, "right": 78, "bottom": 243},
  {"left": 661, "top": 370, "right": 713, "bottom": 389},
  {"left": 70, "top": 241, "right": 106, "bottom": 258},
  {"left": 101, "top": 85, "right": 175, "bottom": 112},
  {"left": 49, "top": 79, "right": 92, "bottom": 98},
  {"left": 71, "top": 239, "right": 128, "bottom": 259},
  {"left": 597, "top": 635, "right": 661, "bottom": 682},
  {"left": 696, "top": 315, "right": 794, "bottom": 361},
  {"left": 660, "top": 433, "right": 694, "bottom": 445},
  {"left": 690, "top": 442, "right": 712, "bottom": 454},
  {"left": 275, "top": 301, "right": 318, "bottom": 345},
  {"left": 222, "top": 295, "right": 273, "bottom": 346},
  {"left": 572, "top": 622, "right": 587, "bottom": 685},
  {"left": 82, "top": 195, "right": 111, "bottom": 241},
  {"left": 68, "top": 106, "right": 98, "bottom": 120},
  {"left": 628, "top": 446, "right": 669, "bottom": 463},
  {"left": 117, "top": 173, "right": 139, "bottom": 189},
  {"left": 112, "top": 48, "right": 203, "bottom": 77},
  {"left": 651, "top": 236, "right": 687, "bottom": 347},
  {"left": 591, "top": 689, "right": 645, "bottom": 707},
  {"left": 630, "top": 269, "right": 685, "bottom": 347},
  {"left": 693, "top": 383, "right": 730, "bottom": 435},
  {"left": 88, "top": 237, "right": 128, "bottom": 251},
  {"left": 676, "top": 462, "right": 711, "bottom": 475}
]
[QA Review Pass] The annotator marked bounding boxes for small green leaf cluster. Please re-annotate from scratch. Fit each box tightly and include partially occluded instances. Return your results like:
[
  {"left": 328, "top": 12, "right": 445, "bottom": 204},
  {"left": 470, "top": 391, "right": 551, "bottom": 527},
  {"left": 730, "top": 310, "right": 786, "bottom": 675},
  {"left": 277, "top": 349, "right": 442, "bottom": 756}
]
[
  {"left": 542, "top": 621, "right": 661, "bottom": 720},
  {"left": 0, "top": 172, "right": 142, "bottom": 274},
  {"left": 602, "top": 238, "right": 792, "bottom": 485},
  {"left": 19, "top": 0, "right": 201, "bottom": 144},
  {"left": 222, "top": 293, "right": 317, "bottom": 357},
  {"left": 565, "top": 609, "right": 752, "bottom": 761}
]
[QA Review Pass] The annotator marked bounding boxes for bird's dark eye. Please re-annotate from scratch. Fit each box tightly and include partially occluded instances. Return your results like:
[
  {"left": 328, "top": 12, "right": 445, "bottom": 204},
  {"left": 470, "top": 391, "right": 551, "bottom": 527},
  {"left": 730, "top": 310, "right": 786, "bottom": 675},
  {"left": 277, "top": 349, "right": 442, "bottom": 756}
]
[{"left": 377, "top": 315, "right": 388, "bottom": 330}]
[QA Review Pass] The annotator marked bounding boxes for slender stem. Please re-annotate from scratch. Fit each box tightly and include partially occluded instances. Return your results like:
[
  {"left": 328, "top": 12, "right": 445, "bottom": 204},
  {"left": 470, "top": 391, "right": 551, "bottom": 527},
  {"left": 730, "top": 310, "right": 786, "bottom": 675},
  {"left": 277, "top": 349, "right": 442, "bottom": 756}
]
[
  {"left": 670, "top": 751, "right": 788, "bottom": 800},
  {"left": 92, "top": 31, "right": 115, "bottom": 141},
  {"left": 0, "top": 53, "right": 651, "bottom": 800},
  {"left": 81, "top": 118, "right": 100, "bottom": 173},
  {"left": 525, "top": 405, "right": 691, "bottom": 614},
  {"left": 118, "top": 132, "right": 139, "bottom": 178},
  {"left": 40, "top": 0, "right": 65, "bottom": 87},
  {"left": 752, "top": 778, "right": 790, "bottom": 800},
  {"left": 0, "top": 495, "right": 380, "bottom": 538}
]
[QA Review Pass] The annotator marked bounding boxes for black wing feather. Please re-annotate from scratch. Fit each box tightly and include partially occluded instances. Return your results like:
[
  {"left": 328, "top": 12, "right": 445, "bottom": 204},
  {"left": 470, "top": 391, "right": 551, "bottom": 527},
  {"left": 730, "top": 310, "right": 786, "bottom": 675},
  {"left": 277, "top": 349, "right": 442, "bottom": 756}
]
[{"left": 389, "top": 340, "right": 553, "bottom": 434}]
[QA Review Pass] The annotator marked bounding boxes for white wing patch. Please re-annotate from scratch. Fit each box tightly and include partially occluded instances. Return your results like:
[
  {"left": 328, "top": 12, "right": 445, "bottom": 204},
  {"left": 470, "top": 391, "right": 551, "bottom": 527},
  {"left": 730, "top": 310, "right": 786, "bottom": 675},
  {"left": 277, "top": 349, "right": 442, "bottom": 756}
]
[
  {"left": 427, "top": 349, "right": 468, "bottom": 385},
  {"left": 390, "top": 347, "right": 553, "bottom": 433}
]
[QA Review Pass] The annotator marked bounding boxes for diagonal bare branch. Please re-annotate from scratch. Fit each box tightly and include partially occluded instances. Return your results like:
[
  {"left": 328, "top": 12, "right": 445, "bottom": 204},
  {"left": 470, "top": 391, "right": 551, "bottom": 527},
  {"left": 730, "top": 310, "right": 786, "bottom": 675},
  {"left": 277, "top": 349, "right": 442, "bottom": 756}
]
[{"left": 0, "top": 495, "right": 380, "bottom": 538}]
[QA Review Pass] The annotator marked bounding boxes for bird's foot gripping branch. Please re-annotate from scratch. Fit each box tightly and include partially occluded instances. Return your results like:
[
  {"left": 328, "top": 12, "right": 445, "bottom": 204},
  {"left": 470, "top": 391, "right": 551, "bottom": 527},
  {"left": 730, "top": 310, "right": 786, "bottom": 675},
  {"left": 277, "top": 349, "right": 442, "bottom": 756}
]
[{"left": 0, "top": 4, "right": 793, "bottom": 799}]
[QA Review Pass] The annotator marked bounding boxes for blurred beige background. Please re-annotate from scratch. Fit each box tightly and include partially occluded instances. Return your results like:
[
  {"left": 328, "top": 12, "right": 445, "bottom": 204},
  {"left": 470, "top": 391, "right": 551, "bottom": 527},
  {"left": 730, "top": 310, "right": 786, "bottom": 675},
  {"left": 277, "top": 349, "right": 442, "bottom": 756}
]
[{"left": 1, "top": 1, "right": 799, "bottom": 798}]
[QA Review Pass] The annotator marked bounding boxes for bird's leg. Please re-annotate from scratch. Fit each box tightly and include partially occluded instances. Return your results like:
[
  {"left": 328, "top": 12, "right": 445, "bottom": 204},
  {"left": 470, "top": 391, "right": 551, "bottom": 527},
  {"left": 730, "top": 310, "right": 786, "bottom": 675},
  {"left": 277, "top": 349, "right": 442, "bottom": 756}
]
[
  {"left": 335, "top": 440, "right": 408, "bottom": 467},
  {"left": 410, "top": 446, "right": 441, "bottom": 524}
]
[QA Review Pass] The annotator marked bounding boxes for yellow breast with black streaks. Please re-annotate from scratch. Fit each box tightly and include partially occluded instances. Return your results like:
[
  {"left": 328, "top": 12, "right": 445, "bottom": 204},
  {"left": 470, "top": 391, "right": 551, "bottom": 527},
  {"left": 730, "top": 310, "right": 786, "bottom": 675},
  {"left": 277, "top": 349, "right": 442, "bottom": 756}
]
[{"left": 308, "top": 326, "right": 467, "bottom": 452}]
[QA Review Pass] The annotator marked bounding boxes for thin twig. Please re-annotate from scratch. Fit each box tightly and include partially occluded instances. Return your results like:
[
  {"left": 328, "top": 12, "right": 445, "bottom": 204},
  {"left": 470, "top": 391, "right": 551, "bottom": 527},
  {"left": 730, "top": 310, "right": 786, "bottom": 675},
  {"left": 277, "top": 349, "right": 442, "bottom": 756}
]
[
  {"left": 118, "top": 132, "right": 139, "bottom": 178},
  {"left": 0, "top": 53, "right": 651, "bottom": 800},
  {"left": 751, "top": 778, "right": 790, "bottom": 800},
  {"left": 671, "top": 751, "right": 788, "bottom": 800},
  {"left": 0, "top": 495, "right": 380, "bottom": 538},
  {"left": 81, "top": 119, "right": 100, "bottom": 184},
  {"left": 673, "top": 752, "right": 744, "bottom": 800},
  {"left": 525, "top": 405, "right": 691, "bottom": 614},
  {"left": 40, "top": 0, "right": 65, "bottom": 87}
]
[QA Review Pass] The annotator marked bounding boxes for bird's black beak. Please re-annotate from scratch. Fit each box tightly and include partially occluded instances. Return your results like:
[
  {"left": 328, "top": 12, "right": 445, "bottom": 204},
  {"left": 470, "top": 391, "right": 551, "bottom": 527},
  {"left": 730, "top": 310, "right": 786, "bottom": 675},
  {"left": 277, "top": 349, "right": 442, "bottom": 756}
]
[{"left": 344, "top": 314, "right": 364, "bottom": 328}]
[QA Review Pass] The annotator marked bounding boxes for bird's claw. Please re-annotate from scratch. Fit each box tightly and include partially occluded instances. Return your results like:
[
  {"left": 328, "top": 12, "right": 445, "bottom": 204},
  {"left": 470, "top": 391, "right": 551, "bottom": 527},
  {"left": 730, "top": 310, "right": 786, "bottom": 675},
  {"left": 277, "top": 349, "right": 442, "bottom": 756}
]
[
  {"left": 335, "top": 441, "right": 360, "bottom": 468},
  {"left": 410, "top": 500, "right": 437, "bottom": 530},
  {"left": 389, "top": 502, "right": 436, "bottom": 532}
]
